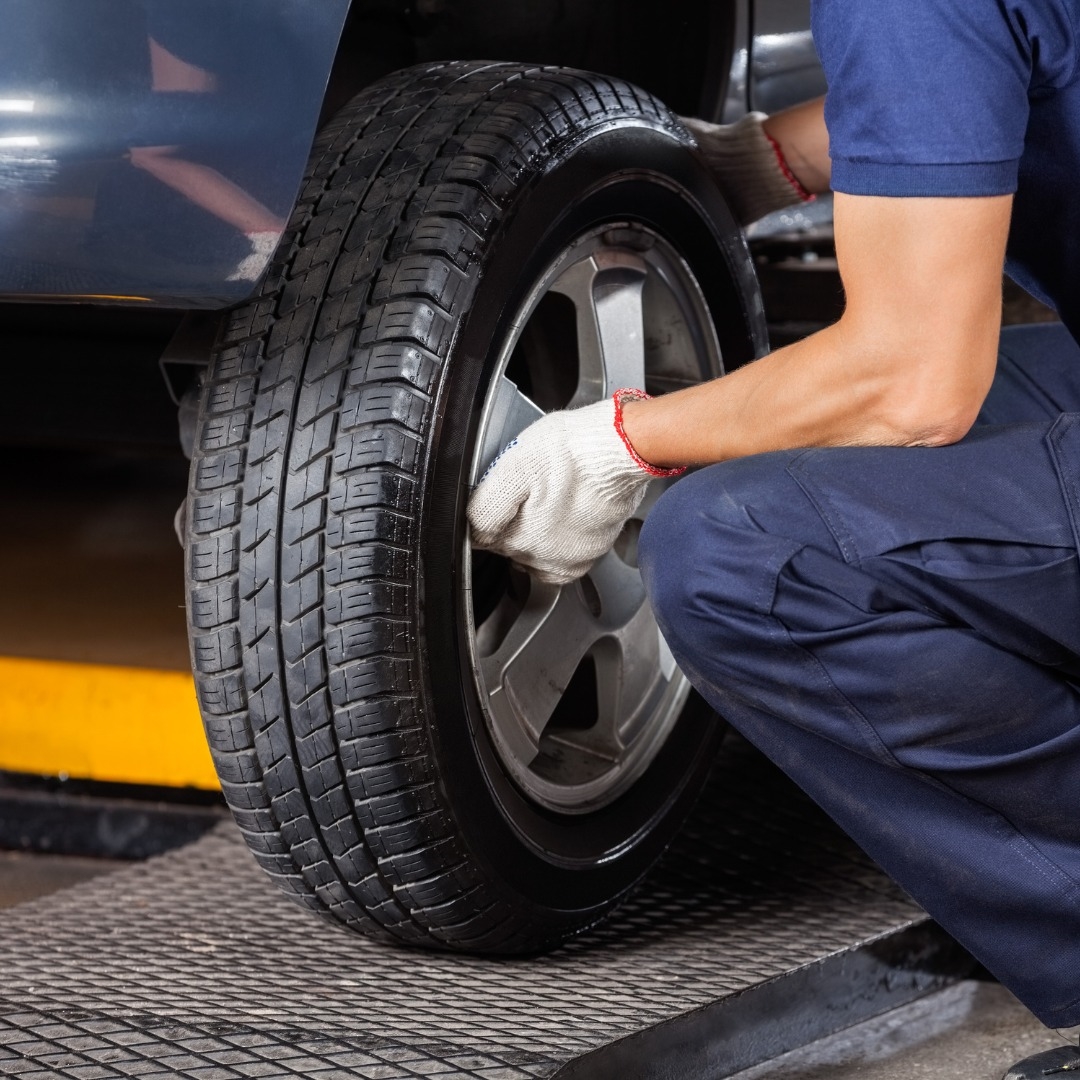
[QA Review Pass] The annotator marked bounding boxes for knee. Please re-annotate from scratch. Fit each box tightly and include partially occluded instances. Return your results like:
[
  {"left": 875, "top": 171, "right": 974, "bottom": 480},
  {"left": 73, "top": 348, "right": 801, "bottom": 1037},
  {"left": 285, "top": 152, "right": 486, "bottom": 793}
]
[
  {"left": 639, "top": 460, "right": 795, "bottom": 657},
  {"left": 639, "top": 471, "right": 714, "bottom": 636}
]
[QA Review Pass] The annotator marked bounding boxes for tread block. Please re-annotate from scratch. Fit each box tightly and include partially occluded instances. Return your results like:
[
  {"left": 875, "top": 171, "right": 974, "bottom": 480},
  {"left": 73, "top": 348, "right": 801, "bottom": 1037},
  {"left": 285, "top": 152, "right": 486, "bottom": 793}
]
[
  {"left": 349, "top": 343, "right": 441, "bottom": 395},
  {"left": 441, "top": 154, "right": 517, "bottom": 199},
  {"left": 213, "top": 749, "right": 264, "bottom": 789},
  {"left": 198, "top": 414, "right": 248, "bottom": 453},
  {"left": 195, "top": 448, "right": 245, "bottom": 491},
  {"left": 370, "top": 255, "right": 466, "bottom": 311},
  {"left": 238, "top": 530, "right": 278, "bottom": 602},
  {"left": 190, "top": 579, "right": 241, "bottom": 630},
  {"left": 189, "top": 491, "right": 241, "bottom": 535},
  {"left": 267, "top": 299, "right": 318, "bottom": 354},
  {"left": 351, "top": 781, "right": 441, "bottom": 830},
  {"left": 328, "top": 656, "right": 412, "bottom": 706},
  {"left": 338, "top": 727, "right": 427, "bottom": 769},
  {"left": 197, "top": 670, "right": 247, "bottom": 716},
  {"left": 280, "top": 607, "right": 324, "bottom": 665},
  {"left": 189, "top": 532, "right": 240, "bottom": 582},
  {"left": 338, "top": 383, "right": 428, "bottom": 434},
  {"left": 392, "top": 865, "right": 477, "bottom": 911},
  {"left": 325, "top": 618, "right": 409, "bottom": 666},
  {"left": 375, "top": 833, "right": 459, "bottom": 873},
  {"left": 416, "top": 182, "right": 499, "bottom": 231},
  {"left": 286, "top": 412, "right": 337, "bottom": 473},
  {"left": 202, "top": 712, "right": 252, "bottom": 754},
  {"left": 328, "top": 470, "right": 414, "bottom": 515},
  {"left": 326, "top": 507, "right": 413, "bottom": 549},
  {"left": 331, "top": 425, "right": 421, "bottom": 475},
  {"left": 363, "top": 299, "right": 453, "bottom": 356},
  {"left": 325, "top": 579, "right": 408, "bottom": 623},
  {"left": 324, "top": 544, "right": 409, "bottom": 588},
  {"left": 334, "top": 697, "right": 418, "bottom": 742},
  {"left": 295, "top": 369, "right": 348, "bottom": 428},
  {"left": 192, "top": 626, "right": 241, "bottom": 675},
  {"left": 212, "top": 339, "right": 264, "bottom": 381},
  {"left": 404, "top": 216, "right": 482, "bottom": 271},
  {"left": 280, "top": 533, "right": 324, "bottom": 585},
  {"left": 205, "top": 378, "right": 257, "bottom": 417},
  {"left": 284, "top": 646, "right": 328, "bottom": 705}
]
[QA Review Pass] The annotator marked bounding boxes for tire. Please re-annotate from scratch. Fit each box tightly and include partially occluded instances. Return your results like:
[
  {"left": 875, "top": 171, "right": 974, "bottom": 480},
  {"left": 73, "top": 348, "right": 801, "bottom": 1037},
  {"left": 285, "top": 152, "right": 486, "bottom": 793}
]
[{"left": 186, "top": 61, "right": 767, "bottom": 953}]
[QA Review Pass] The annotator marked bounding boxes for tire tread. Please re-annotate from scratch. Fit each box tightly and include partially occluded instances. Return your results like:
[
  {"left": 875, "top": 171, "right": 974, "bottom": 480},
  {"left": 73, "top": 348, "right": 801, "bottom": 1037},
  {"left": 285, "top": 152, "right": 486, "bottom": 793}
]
[{"left": 187, "top": 61, "right": 687, "bottom": 951}]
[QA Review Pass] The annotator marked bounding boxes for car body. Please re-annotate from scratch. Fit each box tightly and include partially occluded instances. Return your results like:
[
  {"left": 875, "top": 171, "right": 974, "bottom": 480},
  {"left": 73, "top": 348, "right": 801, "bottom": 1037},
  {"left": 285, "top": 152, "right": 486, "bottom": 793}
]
[{"left": 0, "top": 0, "right": 823, "bottom": 311}]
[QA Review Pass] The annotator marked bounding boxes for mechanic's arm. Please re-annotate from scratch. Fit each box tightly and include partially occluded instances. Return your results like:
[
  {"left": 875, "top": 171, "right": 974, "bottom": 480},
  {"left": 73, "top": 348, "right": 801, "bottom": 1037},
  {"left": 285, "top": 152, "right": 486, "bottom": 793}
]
[
  {"left": 623, "top": 192, "right": 1012, "bottom": 465},
  {"left": 468, "top": 192, "right": 1012, "bottom": 584}
]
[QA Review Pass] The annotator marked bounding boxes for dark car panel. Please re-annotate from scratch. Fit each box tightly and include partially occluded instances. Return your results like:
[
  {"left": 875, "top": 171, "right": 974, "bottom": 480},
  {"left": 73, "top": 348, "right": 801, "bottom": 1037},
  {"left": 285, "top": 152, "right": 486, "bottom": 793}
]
[
  {"left": 0, "top": 0, "right": 821, "bottom": 310},
  {"left": 750, "top": 0, "right": 826, "bottom": 114},
  {"left": 0, "top": 0, "right": 349, "bottom": 308}
]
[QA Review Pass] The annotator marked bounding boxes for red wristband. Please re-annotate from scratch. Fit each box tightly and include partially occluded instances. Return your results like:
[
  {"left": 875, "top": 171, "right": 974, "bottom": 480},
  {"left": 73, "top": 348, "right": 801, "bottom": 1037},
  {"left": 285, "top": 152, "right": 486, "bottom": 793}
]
[
  {"left": 764, "top": 131, "right": 815, "bottom": 204},
  {"left": 612, "top": 389, "right": 688, "bottom": 478}
]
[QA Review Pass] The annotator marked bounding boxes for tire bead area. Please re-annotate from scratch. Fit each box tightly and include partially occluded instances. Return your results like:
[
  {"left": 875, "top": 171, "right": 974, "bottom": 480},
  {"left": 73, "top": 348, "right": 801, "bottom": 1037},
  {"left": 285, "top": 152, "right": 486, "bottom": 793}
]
[{"left": 187, "top": 61, "right": 764, "bottom": 953}]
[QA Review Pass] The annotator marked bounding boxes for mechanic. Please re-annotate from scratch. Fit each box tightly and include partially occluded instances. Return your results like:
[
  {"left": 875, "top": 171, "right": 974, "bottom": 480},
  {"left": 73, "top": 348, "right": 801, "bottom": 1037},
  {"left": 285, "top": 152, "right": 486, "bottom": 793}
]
[{"left": 468, "top": 1, "right": 1080, "bottom": 1075}]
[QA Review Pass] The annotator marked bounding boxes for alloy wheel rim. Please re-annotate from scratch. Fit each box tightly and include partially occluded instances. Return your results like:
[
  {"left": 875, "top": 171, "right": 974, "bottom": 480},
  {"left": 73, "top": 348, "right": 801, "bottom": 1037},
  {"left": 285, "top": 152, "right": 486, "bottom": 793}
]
[{"left": 463, "top": 223, "right": 723, "bottom": 814}]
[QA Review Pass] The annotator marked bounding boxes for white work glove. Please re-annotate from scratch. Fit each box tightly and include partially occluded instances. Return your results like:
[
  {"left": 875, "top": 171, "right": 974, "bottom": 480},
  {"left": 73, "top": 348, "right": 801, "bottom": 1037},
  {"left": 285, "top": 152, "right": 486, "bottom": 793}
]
[
  {"left": 468, "top": 390, "right": 685, "bottom": 586},
  {"left": 679, "top": 112, "right": 813, "bottom": 226}
]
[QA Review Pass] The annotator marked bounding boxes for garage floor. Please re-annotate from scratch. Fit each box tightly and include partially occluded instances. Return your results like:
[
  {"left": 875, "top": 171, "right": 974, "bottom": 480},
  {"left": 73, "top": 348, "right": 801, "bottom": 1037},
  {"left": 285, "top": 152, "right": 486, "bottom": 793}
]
[
  {"left": 731, "top": 982, "right": 1068, "bottom": 1080},
  {"left": 0, "top": 850, "right": 124, "bottom": 910},
  {"left": 0, "top": 836, "right": 1064, "bottom": 1080}
]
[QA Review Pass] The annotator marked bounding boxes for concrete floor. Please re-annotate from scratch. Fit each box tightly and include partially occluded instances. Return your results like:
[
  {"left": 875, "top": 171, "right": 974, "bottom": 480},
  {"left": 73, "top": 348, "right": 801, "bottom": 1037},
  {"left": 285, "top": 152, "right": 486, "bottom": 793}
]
[
  {"left": 0, "top": 850, "right": 125, "bottom": 910},
  {"left": 730, "top": 981, "right": 1068, "bottom": 1080}
]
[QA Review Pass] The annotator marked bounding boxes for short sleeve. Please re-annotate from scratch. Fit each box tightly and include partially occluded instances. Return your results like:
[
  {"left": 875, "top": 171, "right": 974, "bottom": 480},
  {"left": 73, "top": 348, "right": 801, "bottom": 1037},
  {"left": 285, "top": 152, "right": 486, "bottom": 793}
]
[{"left": 812, "top": 0, "right": 1078, "bottom": 197}]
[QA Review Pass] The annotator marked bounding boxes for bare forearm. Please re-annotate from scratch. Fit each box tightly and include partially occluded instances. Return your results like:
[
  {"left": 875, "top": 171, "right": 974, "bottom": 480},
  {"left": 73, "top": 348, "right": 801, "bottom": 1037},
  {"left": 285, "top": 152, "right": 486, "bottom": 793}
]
[
  {"left": 762, "top": 97, "right": 831, "bottom": 195},
  {"left": 623, "top": 193, "right": 1010, "bottom": 468},
  {"left": 621, "top": 324, "right": 963, "bottom": 468}
]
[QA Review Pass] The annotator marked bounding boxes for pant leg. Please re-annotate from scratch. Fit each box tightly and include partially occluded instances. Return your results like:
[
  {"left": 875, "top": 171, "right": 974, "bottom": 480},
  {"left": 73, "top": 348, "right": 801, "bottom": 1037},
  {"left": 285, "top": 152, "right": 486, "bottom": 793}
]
[
  {"left": 979, "top": 323, "right": 1080, "bottom": 424},
  {"left": 640, "top": 326, "right": 1080, "bottom": 1026}
]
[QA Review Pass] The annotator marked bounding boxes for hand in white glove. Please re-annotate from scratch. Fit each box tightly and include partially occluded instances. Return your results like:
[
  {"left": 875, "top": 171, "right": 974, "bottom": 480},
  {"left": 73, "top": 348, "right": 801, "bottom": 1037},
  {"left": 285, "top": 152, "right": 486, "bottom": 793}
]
[
  {"left": 679, "top": 112, "right": 813, "bottom": 226},
  {"left": 467, "top": 390, "right": 685, "bottom": 586}
]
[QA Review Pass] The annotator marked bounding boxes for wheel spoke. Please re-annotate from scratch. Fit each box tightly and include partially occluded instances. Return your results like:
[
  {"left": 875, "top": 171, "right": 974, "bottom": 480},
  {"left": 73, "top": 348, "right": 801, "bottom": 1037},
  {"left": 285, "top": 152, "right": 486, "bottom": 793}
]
[
  {"left": 551, "top": 251, "right": 649, "bottom": 405},
  {"left": 593, "top": 601, "right": 664, "bottom": 751},
  {"left": 479, "top": 582, "right": 604, "bottom": 766},
  {"left": 589, "top": 546, "right": 648, "bottom": 626},
  {"left": 549, "top": 549, "right": 659, "bottom": 758},
  {"left": 476, "top": 374, "right": 544, "bottom": 480}
]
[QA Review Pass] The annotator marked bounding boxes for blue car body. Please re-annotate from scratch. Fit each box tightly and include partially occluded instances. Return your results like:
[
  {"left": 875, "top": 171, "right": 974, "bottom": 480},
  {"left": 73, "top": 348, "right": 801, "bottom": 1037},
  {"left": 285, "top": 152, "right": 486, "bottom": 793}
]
[{"left": 0, "top": 0, "right": 822, "bottom": 310}]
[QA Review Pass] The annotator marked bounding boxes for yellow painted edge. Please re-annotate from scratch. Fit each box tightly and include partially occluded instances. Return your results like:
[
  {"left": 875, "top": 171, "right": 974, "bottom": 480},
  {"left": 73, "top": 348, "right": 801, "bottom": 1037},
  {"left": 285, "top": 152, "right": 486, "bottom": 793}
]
[
  {"left": 13, "top": 294, "right": 155, "bottom": 303},
  {"left": 0, "top": 656, "right": 219, "bottom": 790}
]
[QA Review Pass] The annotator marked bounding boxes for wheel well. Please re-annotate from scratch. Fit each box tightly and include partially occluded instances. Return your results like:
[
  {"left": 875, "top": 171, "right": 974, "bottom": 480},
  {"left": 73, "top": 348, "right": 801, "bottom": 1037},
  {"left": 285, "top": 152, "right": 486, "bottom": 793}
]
[{"left": 322, "top": 0, "right": 736, "bottom": 127}]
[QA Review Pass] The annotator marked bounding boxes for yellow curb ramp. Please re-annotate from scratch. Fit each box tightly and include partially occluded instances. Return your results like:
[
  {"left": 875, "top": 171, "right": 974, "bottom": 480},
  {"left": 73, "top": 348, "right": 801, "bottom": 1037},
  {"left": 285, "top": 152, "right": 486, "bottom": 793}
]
[{"left": 0, "top": 656, "right": 218, "bottom": 789}]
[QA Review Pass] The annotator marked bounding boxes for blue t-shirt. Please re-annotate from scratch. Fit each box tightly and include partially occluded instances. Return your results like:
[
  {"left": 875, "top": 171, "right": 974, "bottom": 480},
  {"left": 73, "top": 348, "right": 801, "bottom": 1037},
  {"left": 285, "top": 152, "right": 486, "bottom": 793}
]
[{"left": 814, "top": 0, "right": 1080, "bottom": 337}]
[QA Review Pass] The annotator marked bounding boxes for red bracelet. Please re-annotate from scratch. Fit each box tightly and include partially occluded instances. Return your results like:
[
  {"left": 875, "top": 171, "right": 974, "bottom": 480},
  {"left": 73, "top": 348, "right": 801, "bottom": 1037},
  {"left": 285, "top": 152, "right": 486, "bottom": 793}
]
[
  {"left": 764, "top": 131, "right": 815, "bottom": 204},
  {"left": 612, "top": 389, "right": 688, "bottom": 478}
]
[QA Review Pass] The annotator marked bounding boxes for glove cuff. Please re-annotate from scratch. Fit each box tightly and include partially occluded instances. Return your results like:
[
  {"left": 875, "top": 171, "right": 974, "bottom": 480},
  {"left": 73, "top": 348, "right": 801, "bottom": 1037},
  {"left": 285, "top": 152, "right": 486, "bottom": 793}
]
[
  {"left": 680, "top": 112, "right": 814, "bottom": 226},
  {"left": 612, "top": 389, "right": 687, "bottom": 478}
]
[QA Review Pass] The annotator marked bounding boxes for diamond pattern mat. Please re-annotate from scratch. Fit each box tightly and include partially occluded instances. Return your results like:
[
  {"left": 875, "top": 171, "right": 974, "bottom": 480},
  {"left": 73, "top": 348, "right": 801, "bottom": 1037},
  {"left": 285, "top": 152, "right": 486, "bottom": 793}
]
[{"left": 0, "top": 738, "right": 957, "bottom": 1080}]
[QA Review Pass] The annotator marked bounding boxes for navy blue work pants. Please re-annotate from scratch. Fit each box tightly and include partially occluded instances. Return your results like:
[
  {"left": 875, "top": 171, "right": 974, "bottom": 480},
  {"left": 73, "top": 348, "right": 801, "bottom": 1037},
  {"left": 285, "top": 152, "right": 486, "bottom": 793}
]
[{"left": 639, "top": 323, "right": 1080, "bottom": 1026}]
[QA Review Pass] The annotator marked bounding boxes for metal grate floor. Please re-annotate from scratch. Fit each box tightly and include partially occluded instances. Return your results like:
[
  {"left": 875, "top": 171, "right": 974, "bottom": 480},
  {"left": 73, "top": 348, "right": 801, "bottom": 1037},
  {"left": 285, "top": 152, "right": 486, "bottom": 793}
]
[{"left": 0, "top": 738, "right": 970, "bottom": 1080}]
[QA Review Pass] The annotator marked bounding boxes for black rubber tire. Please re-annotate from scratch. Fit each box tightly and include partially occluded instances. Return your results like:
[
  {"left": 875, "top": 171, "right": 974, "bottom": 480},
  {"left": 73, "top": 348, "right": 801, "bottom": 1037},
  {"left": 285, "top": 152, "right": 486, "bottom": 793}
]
[{"left": 186, "top": 61, "right": 767, "bottom": 953}]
